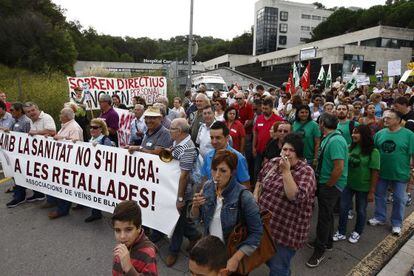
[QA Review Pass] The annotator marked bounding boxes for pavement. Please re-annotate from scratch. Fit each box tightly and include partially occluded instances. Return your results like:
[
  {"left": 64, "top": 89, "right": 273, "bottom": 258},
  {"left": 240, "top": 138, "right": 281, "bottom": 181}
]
[
  {"left": 378, "top": 234, "right": 414, "bottom": 276},
  {"left": 1, "top": 177, "right": 413, "bottom": 276}
]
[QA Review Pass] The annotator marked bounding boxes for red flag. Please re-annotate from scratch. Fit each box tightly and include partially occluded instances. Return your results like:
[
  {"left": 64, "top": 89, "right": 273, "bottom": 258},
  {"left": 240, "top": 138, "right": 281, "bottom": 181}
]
[
  {"left": 285, "top": 72, "right": 292, "bottom": 93},
  {"left": 290, "top": 72, "right": 296, "bottom": 95},
  {"left": 300, "top": 62, "right": 311, "bottom": 90}
]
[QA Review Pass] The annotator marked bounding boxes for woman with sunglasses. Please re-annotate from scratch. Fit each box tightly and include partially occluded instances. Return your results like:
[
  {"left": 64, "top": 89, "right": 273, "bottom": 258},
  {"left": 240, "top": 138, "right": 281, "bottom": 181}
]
[
  {"left": 309, "top": 94, "right": 324, "bottom": 121},
  {"left": 82, "top": 118, "right": 113, "bottom": 222},
  {"left": 263, "top": 121, "right": 292, "bottom": 164},
  {"left": 214, "top": 98, "right": 227, "bottom": 122}
]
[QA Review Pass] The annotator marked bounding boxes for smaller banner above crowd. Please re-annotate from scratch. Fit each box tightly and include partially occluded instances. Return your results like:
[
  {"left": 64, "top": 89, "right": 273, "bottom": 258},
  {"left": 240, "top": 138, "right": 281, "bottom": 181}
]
[
  {"left": 67, "top": 76, "right": 167, "bottom": 109},
  {"left": 0, "top": 131, "right": 180, "bottom": 235},
  {"left": 115, "top": 107, "right": 135, "bottom": 148}
]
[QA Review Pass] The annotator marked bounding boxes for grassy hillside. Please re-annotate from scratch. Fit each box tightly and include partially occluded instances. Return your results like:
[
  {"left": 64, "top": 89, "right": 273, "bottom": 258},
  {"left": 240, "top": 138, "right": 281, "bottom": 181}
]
[{"left": 0, "top": 65, "right": 68, "bottom": 121}]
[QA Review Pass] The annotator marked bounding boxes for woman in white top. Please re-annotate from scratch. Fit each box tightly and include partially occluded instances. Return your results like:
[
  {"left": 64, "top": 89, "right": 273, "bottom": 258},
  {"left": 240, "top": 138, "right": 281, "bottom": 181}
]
[
  {"left": 172, "top": 97, "right": 185, "bottom": 117},
  {"left": 191, "top": 150, "right": 263, "bottom": 273}
]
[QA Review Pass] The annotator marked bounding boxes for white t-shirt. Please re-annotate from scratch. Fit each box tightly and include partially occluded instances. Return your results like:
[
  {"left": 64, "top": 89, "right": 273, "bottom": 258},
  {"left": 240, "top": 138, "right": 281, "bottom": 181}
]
[
  {"left": 209, "top": 197, "right": 224, "bottom": 242},
  {"left": 31, "top": 111, "right": 56, "bottom": 132}
]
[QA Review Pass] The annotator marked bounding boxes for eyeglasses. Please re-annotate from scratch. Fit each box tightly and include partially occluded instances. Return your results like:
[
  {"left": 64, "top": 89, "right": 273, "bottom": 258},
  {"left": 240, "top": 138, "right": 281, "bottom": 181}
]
[
  {"left": 235, "top": 98, "right": 243, "bottom": 100},
  {"left": 90, "top": 125, "right": 101, "bottom": 129},
  {"left": 277, "top": 130, "right": 289, "bottom": 133}
]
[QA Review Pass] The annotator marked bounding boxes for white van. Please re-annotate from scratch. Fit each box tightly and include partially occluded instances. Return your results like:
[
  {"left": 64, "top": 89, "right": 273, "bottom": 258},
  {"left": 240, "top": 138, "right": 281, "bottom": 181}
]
[{"left": 192, "top": 75, "right": 229, "bottom": 98}]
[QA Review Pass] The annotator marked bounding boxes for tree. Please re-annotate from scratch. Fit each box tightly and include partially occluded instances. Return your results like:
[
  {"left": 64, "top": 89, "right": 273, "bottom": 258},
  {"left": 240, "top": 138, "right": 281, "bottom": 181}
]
[{"left": 313, "top": 2, "right": 326, "bottom": 9}]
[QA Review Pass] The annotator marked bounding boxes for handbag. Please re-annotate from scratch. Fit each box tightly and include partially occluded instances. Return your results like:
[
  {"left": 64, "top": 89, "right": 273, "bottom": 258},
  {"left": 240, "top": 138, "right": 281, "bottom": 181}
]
[{"left": 226, "top": 189, "right": 276, "bottom": 275}]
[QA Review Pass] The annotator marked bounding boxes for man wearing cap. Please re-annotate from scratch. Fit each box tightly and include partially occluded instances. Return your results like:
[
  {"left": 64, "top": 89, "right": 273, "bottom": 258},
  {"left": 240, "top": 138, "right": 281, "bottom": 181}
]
[
  {"left": 128, "top": 106, "right": 172, "bottom": 155},
  {"left": 98, "top": 94, "right": 119, "bottom": 146}
]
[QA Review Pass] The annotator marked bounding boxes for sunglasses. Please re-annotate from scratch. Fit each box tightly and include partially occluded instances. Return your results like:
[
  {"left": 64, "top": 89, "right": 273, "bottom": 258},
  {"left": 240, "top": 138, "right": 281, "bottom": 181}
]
[
  {"left": 90, "top": 125, "right": 101, "bottom": 130},
  {"left": 235, "top": 98, "right": 243, "bottom": 100}
]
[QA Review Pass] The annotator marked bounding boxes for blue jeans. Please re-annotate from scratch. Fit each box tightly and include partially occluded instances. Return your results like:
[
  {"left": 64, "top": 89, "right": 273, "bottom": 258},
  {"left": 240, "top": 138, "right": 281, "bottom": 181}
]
[
  {"left": 47, "top": 195, "right": 71, "bottom": 216},
  {"left": 374, "top": 178, "right": 407, "bottom": 227},
  {"left": 266, "top": 244, "right": 296, "bottom": 276},
  {"left": 169, "top": 201, "right": 201, "bottom": 254},
  {"left": 338, "top": 187, "right": 368, "bottom": 235}
]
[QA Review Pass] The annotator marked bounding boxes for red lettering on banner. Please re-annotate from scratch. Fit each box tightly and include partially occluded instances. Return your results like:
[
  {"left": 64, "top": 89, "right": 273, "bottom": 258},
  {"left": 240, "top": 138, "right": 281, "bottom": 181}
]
[
  {"left": 107, "top": 79, "right": 115, "bottom": 90},
  {"left": 159, "top": 77, "right": 165, "bottom": 87},
  {"left": 98, "top": 78, "right": 106, "bottom": 90},
  {"left": 91, "top": 77, "right": 98, "bottom": 90},
  {"left": 128, "top": 78, "right": 134, "bottom": 89},
  {"left": 117, "top": 79, "right": 125, "bottom": 89},
  {"left": 68, "top": 77, "right": 77, "bottom": 89}
]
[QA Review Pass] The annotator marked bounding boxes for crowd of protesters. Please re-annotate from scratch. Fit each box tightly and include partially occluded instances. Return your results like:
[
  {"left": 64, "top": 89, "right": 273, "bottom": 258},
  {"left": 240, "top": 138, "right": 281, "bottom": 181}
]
[{"left": 1, "top": 77, "right": 414, "bottom": 275}]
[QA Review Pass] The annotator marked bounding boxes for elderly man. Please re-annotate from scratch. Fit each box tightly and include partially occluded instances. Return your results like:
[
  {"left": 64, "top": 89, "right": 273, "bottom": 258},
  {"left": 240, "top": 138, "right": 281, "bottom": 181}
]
[
  {"left": 128, "top": 106, "right": 172, "bottom": 155},
  {"left": 23, "top": 102, "right": 56, "bottom": 202},
  {"left": 196, "top": 105, "right": 215, "bottom": 158},
  {"left": 190, "top": 93, "right": 209, "bottom": 142},
  {"left": 0, "top": 100, "right": 13, "bottom": 131},
  {"left": 44, "top": 108, "right": 83, "bottom": 219},
  {"left": 153, "top": 103, "right": 171, "bottom": 129},
  {"left": 156, "top": 96, "right": 179, "bottom": 121},
  {"left": 129, "top": 104, "right": 146, "bottom": 146},
  {"left": 166, "top": 118, "right": 201, "bottom": 267},
  {"left": 5, "top": 102, "right": 33, "bottom": 207},
  {"left": 98, "top": 94, "right": 119, "bottom": 146}
]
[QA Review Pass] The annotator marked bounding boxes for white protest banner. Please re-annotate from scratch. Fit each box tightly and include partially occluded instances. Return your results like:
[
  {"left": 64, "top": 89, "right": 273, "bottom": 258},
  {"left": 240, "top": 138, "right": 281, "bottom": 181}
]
[
  {"left": 115, "top": 108, "right": 135, "bottom": 148},
  {"left": 388, "top": 60, "right": 401, "bottom": 77},
  {"left": 67, "top": 76, "right": 167, "bottom": 109},
  {"left": 0, "top": 131, "right": 180, "bottom": 235}
]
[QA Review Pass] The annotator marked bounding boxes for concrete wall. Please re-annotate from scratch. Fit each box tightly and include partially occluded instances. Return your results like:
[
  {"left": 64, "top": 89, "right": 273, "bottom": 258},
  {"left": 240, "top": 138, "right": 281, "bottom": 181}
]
[{"left": 202, "top": 55, "right": 251, "bottom": 70}]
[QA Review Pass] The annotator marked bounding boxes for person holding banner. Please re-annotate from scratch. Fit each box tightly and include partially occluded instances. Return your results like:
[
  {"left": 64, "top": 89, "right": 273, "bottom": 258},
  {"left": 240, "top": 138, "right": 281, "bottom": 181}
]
[
  {"left": 128, "top": 106, "right": 172, "bottom": 155},
  {"left": 5, "top": 102, "right": 33, "bottom": 207},
  {"left": 47, "top": 108, "right": 83, "bottom": 219},
  {"left": 23, "top": 102, "right": 56, "bottom": 203},
  {"left": 166, "top": 118, "right": 202, "bottom": 267},
  {"left": 98, "top": 94, "right": 119, "bottom": 146},
  {"left": 79, "top": 118, "right": 114, "bottom": 222},
  {"left": 191, "top": 149, "right": 263, "bottom": 273}
]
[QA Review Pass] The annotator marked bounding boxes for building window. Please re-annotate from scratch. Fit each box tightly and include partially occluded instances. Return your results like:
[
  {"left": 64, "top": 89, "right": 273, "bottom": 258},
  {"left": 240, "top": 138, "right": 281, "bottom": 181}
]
[
  {"left": 279, "top": 23, "right": 288, "bottom": 33},
  {"left": 301, "top": 14, "right": 311, "bottom": 19},
  {"left": 301, "top": 26, "right": 310, "bottom": 31},
  {"left": 280, "top": 11, "right": 288, "bottom": 21},
  {"left": 279, "top": 35, "right": 287, "bottom": 45},
  {"left": 312, "top": 15, "right": 321, "bottom": 20}
]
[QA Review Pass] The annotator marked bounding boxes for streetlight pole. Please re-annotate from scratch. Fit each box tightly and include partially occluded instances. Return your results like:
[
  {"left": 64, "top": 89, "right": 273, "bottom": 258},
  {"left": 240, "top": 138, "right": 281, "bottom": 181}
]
[{"left": 187, "top": 0, "right": 194, "bottom": 90}]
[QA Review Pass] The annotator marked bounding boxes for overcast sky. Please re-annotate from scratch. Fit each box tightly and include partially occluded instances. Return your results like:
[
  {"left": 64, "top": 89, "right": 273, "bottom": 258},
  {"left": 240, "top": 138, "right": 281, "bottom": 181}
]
[{"left": 52, "top": 0, "right": 386, "bottom": 40}]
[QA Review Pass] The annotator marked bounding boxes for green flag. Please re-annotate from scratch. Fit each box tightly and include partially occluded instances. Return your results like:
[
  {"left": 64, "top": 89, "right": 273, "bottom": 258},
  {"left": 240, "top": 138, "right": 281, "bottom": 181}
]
[
  {"left": 316, "top": 66, "right": 325, "bottom": 85},
  {"left": 293, "top": 63, "right": 300, "bottom": 88},
  {"left": 325, "top": 64, "right": 332, "bottom": 88},
  {"left": 346, "top": 67, "right": 359, "bottom": 92}
]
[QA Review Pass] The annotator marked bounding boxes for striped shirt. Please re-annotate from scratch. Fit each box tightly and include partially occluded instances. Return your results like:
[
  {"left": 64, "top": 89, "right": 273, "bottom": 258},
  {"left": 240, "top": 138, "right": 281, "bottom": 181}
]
[
  {"left": 112, "top": 231, "right": 158, "bottom": 276},
  {"left": 172, "top": 135, "right": 197, "bottom": 199}
]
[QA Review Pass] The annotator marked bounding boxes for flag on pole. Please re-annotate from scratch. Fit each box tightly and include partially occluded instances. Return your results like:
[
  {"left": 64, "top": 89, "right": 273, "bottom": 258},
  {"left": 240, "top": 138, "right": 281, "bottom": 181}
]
[
  {"left": 345, "top": 67, "right": 359, "bottom": 92},
  {"left": 285, "top": 72, "right": 292, "bottom": 93},
  {"left": 300, "top": 62, "right": 311, "bottom": 90},
  {"left": 325, "top": 64, "right": 332, "bottom": 88},
  {"left": 293, "top": 62, "right": 300, "bottom": 88},
  {"left": 316, "top": 65, "right": 325, "bottom": 86}
]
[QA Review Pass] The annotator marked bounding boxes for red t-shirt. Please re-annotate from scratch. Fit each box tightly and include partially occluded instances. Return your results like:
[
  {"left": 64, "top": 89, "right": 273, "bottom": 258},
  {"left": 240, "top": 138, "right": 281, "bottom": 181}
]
[
  {"left": 227, "top": 120, "right": 246, "bottom": 153},
  {"left": 235, "top": 101, "right": 254, "bottom": 135},
  {"left": 254, "top": 113, "right": 283, "bottom": 153}
]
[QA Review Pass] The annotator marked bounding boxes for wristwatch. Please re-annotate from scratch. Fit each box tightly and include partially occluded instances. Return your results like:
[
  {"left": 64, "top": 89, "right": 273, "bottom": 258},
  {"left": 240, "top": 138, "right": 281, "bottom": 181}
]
[{"left": 177, "top": 197, "right": 184, "bottom": 202}]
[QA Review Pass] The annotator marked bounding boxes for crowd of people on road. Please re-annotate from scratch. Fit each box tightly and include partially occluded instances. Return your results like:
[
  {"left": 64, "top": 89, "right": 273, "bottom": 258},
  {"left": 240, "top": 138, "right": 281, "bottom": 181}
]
[{"left": 1, "top": 77, "right": 414, "bottom": 275}]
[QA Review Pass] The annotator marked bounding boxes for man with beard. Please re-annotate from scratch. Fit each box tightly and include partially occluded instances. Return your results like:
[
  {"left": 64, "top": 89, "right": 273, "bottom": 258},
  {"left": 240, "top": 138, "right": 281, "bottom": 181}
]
[
  {"left": 393, "top": 96, "right": 414, "bottom": 132},
  {"left": 336, "top": 104, "right": 358, "bottom": 146}
]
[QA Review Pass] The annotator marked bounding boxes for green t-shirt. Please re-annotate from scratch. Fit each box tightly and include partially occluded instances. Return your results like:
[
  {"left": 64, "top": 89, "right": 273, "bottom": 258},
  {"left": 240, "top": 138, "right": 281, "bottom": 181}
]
[
  {"left": 293, "top": 120, "right": 321, "bottom": 161},
  {"left": 374, "top": 127, "right": 414, "bottom": 182},
  {"left": 318, "top": 130, "right": 349, "bottom": 190},
  {"left": 347, "top": 145, "right": 380, "bottom": 192},
  {"left": 337, "top": 120, "right": 359, "bottom": 145}
]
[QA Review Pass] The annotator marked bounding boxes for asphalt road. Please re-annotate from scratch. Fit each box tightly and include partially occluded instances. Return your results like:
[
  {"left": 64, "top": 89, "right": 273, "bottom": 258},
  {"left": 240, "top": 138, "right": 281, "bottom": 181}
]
[{"left": 1, "top": 177, "right": 413, "bottom": 276}]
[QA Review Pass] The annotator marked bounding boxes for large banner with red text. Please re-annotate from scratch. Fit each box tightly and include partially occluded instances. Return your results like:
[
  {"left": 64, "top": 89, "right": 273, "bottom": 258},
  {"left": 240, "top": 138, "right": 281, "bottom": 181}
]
[
  {"left": 0, "top": 131, "right": 179, "bottom": 235},
  {"left": 67, "top": 76, "right": 167, "bottom": 109}
]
